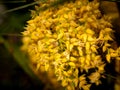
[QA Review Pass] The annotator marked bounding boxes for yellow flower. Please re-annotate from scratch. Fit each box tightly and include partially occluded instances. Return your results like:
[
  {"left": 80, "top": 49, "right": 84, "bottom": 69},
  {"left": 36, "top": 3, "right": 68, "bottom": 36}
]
[
  {"left": 70, "top": 56, "right": 77, "bottom": 62},
  {"left": 78, "top": 47, "right": 84, "bottom": 56},
  {"left": 62, "top": 79, "right": 68, "bottom": 87},
  {"left": 86, "top": 28, "right": 95, "bottom": 35},
  {"left": 86, "top": 54, "right": 91, "bottom": 65},
  {"left": 22, "top": 0, "right": 120, "bottom": 90},
  {"left": 91, "top": 45, "right": 98, "bottom": 53},
  {"left": 85, "top": 42, "right": 91, "bottom": 53},
  {"left": 106, "top": 54, "right": 111, "bottom": 63},
  {"left": 69, "top": 62, "right": 76, "bottom": 67}
]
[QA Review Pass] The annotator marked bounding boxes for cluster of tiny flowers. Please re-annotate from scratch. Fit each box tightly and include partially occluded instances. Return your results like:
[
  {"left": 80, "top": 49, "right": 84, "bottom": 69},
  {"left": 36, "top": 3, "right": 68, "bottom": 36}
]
[{"left": 22, "top": 0, "right": 120, "bottom": 90}]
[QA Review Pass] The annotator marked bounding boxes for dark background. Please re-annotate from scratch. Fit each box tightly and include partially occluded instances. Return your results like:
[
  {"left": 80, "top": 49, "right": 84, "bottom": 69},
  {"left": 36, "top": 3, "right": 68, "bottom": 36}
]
[{"left": 0, "top": 0, "right": 44, "bottom": 90}]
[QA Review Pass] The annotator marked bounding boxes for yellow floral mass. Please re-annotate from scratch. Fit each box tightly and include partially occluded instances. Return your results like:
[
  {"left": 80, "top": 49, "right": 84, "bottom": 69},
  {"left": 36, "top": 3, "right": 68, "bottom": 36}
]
[{"left": 22, "top": 0, "right": 120, "bottom": 90}]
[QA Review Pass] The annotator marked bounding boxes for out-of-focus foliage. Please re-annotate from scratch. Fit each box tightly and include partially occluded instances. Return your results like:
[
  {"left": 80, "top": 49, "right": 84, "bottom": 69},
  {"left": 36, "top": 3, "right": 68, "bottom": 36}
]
[{"left": 0, "top": 0, "right": 44, "bottom": 89}]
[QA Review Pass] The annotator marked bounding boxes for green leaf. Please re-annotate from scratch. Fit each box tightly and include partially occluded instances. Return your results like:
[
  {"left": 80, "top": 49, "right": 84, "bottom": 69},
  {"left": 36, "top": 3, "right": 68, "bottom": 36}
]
[{"left": 0, "top": 36, "right": 40, "bottom": 82}]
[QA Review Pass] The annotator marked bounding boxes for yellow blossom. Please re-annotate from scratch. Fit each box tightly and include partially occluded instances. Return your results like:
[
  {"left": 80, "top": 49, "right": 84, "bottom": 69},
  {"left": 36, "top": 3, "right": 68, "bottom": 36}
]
[{"left": 21, "top": 0, "right": 120, "bottom": 90}]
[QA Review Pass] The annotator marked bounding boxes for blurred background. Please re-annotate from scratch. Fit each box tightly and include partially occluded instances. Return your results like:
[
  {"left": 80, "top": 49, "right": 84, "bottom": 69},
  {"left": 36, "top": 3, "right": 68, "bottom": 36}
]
[
  {"left": 0, "top": 0, "right": 120, "bottom": 90},
  {"left": 0, "top": 0, "right": 44, "bottom": 90}
]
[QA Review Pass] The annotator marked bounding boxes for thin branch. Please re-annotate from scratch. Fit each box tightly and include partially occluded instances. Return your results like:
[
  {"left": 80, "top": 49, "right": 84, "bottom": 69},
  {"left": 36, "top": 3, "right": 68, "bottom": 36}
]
[
  {"left": 1, "top": 0, "right": 44, "bottom": 14},
  {"left": 0, "top": 1, "right": 26, "bottom": 3},
  {"left": 104, "top": 73, "right": 120, "bottom": 80}
]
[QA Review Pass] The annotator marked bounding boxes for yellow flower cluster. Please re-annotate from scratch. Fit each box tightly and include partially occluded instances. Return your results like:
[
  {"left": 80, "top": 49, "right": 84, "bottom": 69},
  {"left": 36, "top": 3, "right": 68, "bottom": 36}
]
[{"left": 22, "top": 0, "right": 120, "bottom": 90}]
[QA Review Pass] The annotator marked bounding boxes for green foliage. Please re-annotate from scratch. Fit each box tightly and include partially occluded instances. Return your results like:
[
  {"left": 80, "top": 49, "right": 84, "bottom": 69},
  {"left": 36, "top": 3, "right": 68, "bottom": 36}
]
[{"left": 0, "top": 1, "right": 42, "bottom": 89}]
